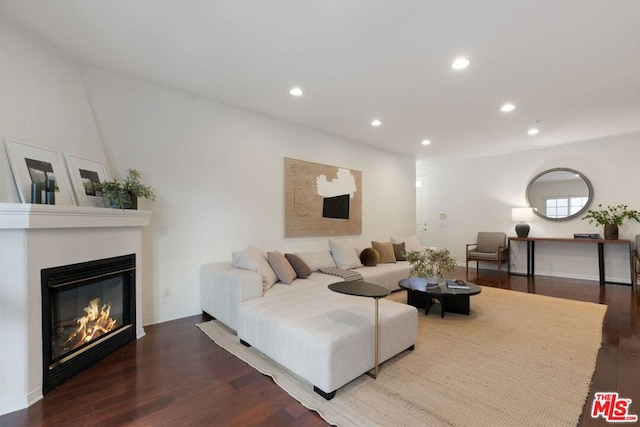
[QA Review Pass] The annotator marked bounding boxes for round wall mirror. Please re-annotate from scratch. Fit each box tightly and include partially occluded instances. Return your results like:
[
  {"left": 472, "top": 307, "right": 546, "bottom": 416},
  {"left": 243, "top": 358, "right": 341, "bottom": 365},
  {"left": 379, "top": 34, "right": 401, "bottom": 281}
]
[{"left": 525, "top": 168, "right": 593, "bottom": 221}]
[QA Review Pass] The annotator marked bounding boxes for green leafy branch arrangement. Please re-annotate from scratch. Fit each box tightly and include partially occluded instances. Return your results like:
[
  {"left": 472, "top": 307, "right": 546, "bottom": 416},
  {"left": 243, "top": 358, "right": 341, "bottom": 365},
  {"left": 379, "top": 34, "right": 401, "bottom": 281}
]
[
  {"left": 100, "top": 169, "right": 156, "bottom": 209},
  {"left": 581, "top": 204, "right": 640, "bottom": 226},
  {"left": 406, "top": 248, "right": 457, "bottom": 278}
]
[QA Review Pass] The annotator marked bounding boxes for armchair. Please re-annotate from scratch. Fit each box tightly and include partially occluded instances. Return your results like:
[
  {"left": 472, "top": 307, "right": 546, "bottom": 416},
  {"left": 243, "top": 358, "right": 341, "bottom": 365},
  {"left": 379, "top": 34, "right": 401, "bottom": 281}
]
[{"left": 466, "top": 232, "right": 509, "bottom": 281}]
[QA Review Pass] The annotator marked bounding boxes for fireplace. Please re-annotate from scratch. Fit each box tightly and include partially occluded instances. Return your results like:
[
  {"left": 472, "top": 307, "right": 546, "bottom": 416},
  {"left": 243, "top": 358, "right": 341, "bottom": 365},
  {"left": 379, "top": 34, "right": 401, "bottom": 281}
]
[
  {"left": 1, "top": 204, "right": 149, "bottom": 415},
  {"left": 41, "top": 254, "right": 136, "bottom": 394}
]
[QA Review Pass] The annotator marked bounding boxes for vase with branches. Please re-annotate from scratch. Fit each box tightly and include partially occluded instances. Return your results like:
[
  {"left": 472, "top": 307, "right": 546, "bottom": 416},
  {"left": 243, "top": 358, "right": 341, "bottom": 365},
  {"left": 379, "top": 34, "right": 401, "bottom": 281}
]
[
  {"left": 581, "top": 204, "right": 640, "bottom": 240},
  {"left": 406, "top": 248, "right": 457, "bottom": 284},
  {"left": 100, "top": 169, "right": 156, "bottom": 210}
]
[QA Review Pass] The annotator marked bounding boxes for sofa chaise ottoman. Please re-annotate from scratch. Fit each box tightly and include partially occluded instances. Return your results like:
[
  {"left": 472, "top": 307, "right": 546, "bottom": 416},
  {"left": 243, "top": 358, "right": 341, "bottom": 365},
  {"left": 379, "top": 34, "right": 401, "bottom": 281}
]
[
  {"left": 200, "top": 241, "right": 419, "bottom": 399},
  {"left": 236, "top": 273, "right": 417, "bottom": 399}
]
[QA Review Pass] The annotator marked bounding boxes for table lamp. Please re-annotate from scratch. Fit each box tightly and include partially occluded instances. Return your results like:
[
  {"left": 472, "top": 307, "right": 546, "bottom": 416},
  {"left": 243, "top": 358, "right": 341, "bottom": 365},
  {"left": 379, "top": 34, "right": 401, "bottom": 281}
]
[{"left": 512, "top": 207, "right": 534, "bottom": 238}]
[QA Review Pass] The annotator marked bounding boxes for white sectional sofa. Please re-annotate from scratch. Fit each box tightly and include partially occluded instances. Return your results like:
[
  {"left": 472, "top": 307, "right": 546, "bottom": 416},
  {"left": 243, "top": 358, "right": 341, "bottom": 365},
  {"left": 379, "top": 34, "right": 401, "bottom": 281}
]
[{"left": 200, "top": 238, "right": 420, "bottom": 399}]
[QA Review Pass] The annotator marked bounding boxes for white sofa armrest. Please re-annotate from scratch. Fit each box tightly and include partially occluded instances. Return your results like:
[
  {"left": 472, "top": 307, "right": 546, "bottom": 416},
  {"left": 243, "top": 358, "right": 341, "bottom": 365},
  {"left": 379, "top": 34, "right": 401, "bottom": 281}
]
[{"left": 200, "top": 262, "right": 263, "bottom": 331}]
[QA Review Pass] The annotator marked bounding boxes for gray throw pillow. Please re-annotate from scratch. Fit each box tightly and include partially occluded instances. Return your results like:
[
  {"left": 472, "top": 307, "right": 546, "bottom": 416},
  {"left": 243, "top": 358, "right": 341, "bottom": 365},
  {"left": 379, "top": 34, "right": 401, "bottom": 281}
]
[
  {"left": 393, "top": 242, "right": 407, "bottom": 261},
  {"left": 284, "top": 253, "right": 312, "bottom": 279}
]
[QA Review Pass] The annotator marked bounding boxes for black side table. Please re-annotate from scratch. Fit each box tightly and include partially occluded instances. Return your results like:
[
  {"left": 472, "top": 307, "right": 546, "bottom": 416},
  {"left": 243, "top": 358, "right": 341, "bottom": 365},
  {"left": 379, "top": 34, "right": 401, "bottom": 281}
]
[{"left": 328, "top": 280, "right": 390, "bottom": 378}]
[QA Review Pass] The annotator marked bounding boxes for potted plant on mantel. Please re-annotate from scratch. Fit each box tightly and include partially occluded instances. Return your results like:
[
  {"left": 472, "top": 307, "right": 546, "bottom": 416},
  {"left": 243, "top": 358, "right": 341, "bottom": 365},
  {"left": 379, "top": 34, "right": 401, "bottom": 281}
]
[
  {"left": 581, "top": 204, "right": 640, "bottom": 240},
  {"left": 406, "top": 247, "right": 457, "bottom": 285},
  {"left": 100, "top": 169, "right": 156, "bottom": 210}
]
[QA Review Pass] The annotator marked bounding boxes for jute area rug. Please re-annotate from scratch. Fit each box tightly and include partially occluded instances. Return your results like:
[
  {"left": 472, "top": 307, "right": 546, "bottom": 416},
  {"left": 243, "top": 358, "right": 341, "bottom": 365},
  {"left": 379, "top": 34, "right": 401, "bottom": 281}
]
[{"left": 197, "top": 286, "right": 606, "bottom": 426}]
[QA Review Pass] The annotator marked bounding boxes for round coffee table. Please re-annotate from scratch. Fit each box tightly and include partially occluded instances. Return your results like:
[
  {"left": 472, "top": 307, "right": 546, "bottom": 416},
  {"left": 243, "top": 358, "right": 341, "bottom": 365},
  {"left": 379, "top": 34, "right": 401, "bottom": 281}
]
[{"left": 398, "top": 278, "right": 481, "bottom": 318}]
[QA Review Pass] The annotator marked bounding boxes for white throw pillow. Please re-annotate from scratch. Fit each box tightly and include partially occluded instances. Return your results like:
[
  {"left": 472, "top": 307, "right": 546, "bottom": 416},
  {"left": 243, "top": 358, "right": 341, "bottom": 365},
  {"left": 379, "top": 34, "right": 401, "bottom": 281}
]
[
  {"left": 348, "top": 239, "right": 370, "bottom": 256},
  {"left": 294, "top": 250, "right": 337, "bottom": 272},
  {"left": 391, "top": 235, "right": 423, "bottom": 253},
  {"left": 232, "top": 245, "right": 277, "bottom": 291},
  {"left": 329, "top": 239, "right": 363, "bottom": 270}
]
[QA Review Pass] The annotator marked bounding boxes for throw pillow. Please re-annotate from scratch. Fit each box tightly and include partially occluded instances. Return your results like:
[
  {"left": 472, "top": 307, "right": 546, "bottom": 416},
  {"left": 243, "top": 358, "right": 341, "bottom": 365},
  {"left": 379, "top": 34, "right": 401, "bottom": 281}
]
[
  {"left": 392, "top": 242, "right": 407, "bottom": 261},
  {"left": 232, "top": 246, "right": 278, "bottom": 291},
  {"left": 360, "top": 247, "right": 380, "bottom": 266},
  {"left": 391, "top": 235, "right": 422, "bottom": 253},
  {"left": 294, "top": 251, "right": 337, "bottom": 272},
  {"left": 284, "top": 253, "right": 312, "bottom": 279},
  {"left": 329, "top": 239, "right": 363, "bottom": 270},
  {"left": 347, "top": 239, "right": 369, "bottom": 257},
  {"left": 371, "top": 241, "right": 396, "bottom": 263},
  {"left": 404, "top": 235, "right": 423, "bottom": 252},
  {"left": 267, "top": 251, "right": 297, "bottom": 284}
]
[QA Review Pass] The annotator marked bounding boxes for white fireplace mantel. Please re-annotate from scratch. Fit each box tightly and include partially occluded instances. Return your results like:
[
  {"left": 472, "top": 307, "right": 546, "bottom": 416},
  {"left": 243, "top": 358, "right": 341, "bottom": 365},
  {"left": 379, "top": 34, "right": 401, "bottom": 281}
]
[
  {"left": 0, "top": 202, "right": 151, "bottom": 416},
  {"left": 0, "top": 203, "right": 151, "bottom": 229}
]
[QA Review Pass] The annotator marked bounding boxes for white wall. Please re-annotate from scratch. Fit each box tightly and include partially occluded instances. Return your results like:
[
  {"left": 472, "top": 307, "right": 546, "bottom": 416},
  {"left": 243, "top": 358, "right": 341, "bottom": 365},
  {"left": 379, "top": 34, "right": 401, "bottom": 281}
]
[
  {"left": 80, "top": 67, "right": 417, "bottom": 325},
  {"left": 417, "top": 133, "right": 640, "bottom": 282},
  {"left": 0, "top": 18, "right": 106, "bottom": 202}
]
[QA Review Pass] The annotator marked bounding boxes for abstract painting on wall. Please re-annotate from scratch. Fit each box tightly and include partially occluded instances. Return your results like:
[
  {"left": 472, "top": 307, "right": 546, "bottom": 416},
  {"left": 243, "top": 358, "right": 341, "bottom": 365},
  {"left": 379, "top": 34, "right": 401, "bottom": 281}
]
[{"left": 284, "top": 157, "right": 362, "bottom": 237}]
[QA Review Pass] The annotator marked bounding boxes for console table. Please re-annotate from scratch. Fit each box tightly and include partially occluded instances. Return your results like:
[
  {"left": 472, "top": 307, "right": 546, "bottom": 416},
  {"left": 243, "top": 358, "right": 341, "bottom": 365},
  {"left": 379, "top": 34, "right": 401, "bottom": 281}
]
[{"left": 508, "top": 237, "right": 633, "bottom": 286}]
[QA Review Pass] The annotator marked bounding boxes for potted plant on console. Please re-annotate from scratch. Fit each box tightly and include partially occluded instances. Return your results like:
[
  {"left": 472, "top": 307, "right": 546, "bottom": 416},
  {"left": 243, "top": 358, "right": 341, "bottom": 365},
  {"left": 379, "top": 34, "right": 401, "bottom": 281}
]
[
  {"left": 581, "top": 204, "right": 640, "bottom": 240},
  {"left": 406, "top": 247, "right": 457, "bottom": 285},
  {"left": 100, "top": 169, "right": 156, "bottom": 210}
]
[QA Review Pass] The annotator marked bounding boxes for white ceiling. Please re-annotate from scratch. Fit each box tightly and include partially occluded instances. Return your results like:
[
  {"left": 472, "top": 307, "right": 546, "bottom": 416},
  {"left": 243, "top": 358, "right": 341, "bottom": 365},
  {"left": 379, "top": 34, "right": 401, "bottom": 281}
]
[{"left": 2, "top": 1, "right": 639, "bottom": 163}]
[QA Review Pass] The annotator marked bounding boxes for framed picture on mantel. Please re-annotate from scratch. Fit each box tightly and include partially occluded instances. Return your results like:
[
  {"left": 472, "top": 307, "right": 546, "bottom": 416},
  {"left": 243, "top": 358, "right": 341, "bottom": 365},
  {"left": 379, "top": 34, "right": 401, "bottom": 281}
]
[
  {"left": 64, "top": 153, "right": 111, "bottom": 208},
  {"left": 4, "top": 138, "right": 76, "bottom": 205}
]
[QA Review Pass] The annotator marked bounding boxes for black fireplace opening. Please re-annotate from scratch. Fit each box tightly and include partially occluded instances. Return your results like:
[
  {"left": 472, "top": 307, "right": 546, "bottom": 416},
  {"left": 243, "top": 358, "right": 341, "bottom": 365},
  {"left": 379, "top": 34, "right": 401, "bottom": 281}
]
[{"left": 41, "top": 254, "right": 136, "bottom": 394}]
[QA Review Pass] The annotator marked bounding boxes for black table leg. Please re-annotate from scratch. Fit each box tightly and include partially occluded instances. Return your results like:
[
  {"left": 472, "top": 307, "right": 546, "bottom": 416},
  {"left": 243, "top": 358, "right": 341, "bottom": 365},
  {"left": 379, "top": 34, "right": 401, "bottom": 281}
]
[
  {"left": 598, "top": 242, "right": 605, "bottom": 286},
  {"left": 424, "top": 296, "right": 444, "bottom": 317},
  {"left": 424, "top": 295, "right": 433, "bottom": 315},
  {"left": 444, "top": 295, "right": 471, "bottom": 315}
]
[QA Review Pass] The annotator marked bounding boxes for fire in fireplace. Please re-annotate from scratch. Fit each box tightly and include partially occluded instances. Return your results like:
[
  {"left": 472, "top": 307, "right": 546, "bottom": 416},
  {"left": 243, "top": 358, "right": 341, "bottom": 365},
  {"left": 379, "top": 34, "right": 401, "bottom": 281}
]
[{"left": 41, "top": 254, "right": 136, "bottom": 393}]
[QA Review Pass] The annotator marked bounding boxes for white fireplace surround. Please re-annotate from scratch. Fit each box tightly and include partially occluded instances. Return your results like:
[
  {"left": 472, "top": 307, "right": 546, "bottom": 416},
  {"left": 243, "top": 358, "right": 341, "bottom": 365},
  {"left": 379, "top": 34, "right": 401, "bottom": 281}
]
[{"left": 0, "top": 203, "right": 151, "bottom": 416}]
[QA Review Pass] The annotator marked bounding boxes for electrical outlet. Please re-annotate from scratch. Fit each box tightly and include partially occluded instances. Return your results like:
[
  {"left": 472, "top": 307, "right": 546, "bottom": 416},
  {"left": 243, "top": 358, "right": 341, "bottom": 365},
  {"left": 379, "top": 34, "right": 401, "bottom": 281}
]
[{"left": 163, "top": 287, "right": 170, "bottom": 297}]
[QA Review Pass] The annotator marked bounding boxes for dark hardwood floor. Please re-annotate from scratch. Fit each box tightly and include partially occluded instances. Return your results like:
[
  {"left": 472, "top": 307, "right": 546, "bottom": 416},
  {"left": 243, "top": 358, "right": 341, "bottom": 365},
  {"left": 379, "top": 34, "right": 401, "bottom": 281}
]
[{"left": 2, "top": 268, "right": 638, "bottom": 427}]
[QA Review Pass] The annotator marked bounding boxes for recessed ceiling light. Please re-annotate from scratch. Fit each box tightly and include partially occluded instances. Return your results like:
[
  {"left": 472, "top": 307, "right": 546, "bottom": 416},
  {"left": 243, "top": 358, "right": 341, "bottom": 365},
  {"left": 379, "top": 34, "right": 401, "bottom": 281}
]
[
  {"left": 371, "top": 119, "right": 382, "bottom": 127},
  {"left": 501, "top": 103, "right": 516, "bottom": 112},
  {"left": 421, "top": 139, "right": 431, "bottom": 146},
  {"left": 527, "top": 128, "right": 539, "bottom": 135},
  {"left": 289, "top": 87, "right": 303, "bottom": 96},
  {"left": 451, "top": 57, "right": 470, "bottom": 70}
]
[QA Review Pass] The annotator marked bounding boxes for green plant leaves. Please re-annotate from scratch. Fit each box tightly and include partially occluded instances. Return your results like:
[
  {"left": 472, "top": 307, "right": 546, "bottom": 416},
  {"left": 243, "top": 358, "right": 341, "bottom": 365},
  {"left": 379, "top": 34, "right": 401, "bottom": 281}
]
[{"left": 582, "top": 204, "right": 640, "bottom": 226}]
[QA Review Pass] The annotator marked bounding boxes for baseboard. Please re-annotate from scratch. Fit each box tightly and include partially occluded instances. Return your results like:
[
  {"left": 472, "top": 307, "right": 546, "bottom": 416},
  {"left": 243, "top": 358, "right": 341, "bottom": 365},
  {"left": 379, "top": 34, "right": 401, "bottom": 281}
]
[
  {"left": 508, "top": 269, "right": 631, "bottom": 285},
  {"left": 136, "top": 327, "right": 146, "bottom": 339},
  {"left": 0, "top": 388, "right": 42, "bottom": 417},
  {"left": 142, "top": 308, "right": 203, "bottom": 326}
]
